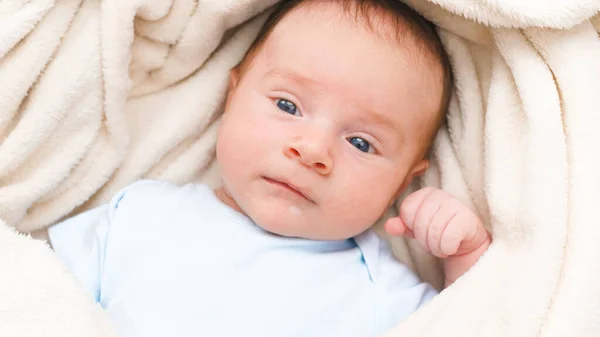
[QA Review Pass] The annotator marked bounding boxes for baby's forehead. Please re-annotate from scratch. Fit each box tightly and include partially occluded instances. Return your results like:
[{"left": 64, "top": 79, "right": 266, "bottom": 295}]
[
  {"left": 249, "top": 0, "right": 444, "bottom": 87},
  {"left": 240, "top": 1, "right": 447, "bottom": 150},
  {"left": 270, "top": 1, "right": 430, "bottom": 54}
]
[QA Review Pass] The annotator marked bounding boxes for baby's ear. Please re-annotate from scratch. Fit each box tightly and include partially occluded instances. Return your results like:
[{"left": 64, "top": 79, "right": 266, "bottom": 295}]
[
  {"left": 395, "top": 159, "right": 430, "bottom": 197},
  {"left": 393, "top": 160, "right": 430, "bottom": 200},
  {"left": 410, "top": 159, "right": 430, "bottom": 177},
  {"left": 228, "top": 67, "right": 240, "bottom": 92},
  {"left": 225, "top": 68, "right": 240, "bottom": 110}
]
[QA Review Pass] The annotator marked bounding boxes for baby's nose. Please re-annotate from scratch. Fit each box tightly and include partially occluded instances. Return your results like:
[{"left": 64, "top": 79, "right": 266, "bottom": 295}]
[{"left": 284, "top": 139, "right": 332, "bottom": 175}]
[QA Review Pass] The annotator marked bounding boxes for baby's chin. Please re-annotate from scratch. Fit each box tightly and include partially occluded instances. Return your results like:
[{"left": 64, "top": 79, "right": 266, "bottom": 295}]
[{"left": 249, "top": 208, "right": 364, "bottom": 241}]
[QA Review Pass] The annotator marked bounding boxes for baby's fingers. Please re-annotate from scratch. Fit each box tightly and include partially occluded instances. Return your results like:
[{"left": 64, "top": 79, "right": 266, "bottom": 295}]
[
  {"left": 398, "top": 187, "right": 439, "bottom": 231},
  {"left": 440, "top": 212, "right": 470, "bottom": 256},
  {"left": 426, "top": 203, "right": 460, "bottom": 258},
  {"left": 405, "top": 188, "right": 453, "bottom": 253},
  {"left": 384, "top": 217, "right": 414, "bottom": 238}
]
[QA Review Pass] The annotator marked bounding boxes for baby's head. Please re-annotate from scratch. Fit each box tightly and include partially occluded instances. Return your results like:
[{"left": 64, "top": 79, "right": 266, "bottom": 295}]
[{"left": 216, "top": 0, "right": 452, "bottom": 240}]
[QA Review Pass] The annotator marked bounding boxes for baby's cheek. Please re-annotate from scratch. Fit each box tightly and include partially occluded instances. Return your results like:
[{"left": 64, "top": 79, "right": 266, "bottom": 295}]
[
  {"left": 329, "top": 188, "right": 390, "bottom": 234},
  {"left": 219, "top": 119, "right": 263, "bottom": 162}
]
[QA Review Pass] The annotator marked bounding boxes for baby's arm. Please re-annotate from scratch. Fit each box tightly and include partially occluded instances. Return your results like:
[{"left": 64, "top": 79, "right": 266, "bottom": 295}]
[
  {"left": 48, "top": 205, "right": 111, "bottom": 301},
  {"left": 384, "top": 187, "right": 491, "bottom": 287}
]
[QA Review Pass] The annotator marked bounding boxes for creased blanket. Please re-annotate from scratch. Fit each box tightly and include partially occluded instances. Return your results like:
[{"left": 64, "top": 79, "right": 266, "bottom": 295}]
[{"left": 0, "top": 0, "right": 599, "bottom": 336}]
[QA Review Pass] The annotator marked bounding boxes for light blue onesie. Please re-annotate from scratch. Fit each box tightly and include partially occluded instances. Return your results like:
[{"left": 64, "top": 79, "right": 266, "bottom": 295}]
[{"left": 49, "top": 180, "right": 437, "bottom": 337}]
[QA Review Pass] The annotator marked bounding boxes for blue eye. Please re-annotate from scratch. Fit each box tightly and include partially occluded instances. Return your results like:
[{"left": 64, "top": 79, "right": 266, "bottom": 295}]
[
  {"left": 276, "top": 99, "right": 299, "bottom": 115},
  {"left": 348, "top": 137, "right": 372, "bottom": 153}
]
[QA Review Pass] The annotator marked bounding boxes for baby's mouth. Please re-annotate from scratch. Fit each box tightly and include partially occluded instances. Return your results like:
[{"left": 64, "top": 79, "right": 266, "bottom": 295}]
[{"left": 263, "top": 177, "right": 314, "bottom": 203}]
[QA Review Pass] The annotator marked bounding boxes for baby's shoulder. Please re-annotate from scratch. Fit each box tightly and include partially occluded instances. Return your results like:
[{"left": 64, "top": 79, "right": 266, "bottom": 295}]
[{"left": 106, "top": 180, "right": 215, "bottom": 222}]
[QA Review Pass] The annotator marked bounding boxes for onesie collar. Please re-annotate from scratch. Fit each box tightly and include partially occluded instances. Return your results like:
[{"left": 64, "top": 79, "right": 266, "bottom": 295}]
[{"left": 353, "top": 229, "right": 383, "bottom": 282}]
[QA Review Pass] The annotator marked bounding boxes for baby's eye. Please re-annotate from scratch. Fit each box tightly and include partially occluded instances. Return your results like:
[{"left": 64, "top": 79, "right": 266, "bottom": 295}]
[
  {"left": 276, "top": 99, "right": 299, "bottom": 116},
  {"left": 348, "top": 137, "right": 373, "bottom": 153}
]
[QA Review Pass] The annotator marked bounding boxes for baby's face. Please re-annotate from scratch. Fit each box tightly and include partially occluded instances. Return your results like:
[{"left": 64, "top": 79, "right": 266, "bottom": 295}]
[{"left": 216, "top": 4, "right": 441, "bottom": 240}]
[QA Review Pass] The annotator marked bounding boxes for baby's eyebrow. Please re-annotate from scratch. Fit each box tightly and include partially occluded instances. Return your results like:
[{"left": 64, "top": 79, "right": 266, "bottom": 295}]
[
  {"left": 356, "top": 109, "right": 397, "bottom": 131},
  {"left": 264, "top": 68, "right": 317, "bottom": 87},
  {"left": 358, "top": 110, "right": 394, "bottom": 127},
  {"left": 356, "top": 110, "right": 405, "bottom": 143}
]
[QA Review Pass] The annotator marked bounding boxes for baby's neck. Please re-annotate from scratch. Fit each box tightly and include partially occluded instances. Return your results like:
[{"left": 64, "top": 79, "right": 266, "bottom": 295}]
[{"left": 214, "top": 187, "right": 244, "bottom": 214}]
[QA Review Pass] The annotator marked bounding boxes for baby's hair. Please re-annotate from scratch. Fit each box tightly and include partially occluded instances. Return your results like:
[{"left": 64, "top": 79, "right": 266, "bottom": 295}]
[{"left": 239, "top": 0, "right": 453, "bottom": 152}]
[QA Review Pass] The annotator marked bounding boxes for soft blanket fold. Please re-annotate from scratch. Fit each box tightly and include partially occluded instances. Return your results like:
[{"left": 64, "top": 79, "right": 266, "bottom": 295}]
[{"left": 0, "top": 0, "right": 599, "bottom": 336}]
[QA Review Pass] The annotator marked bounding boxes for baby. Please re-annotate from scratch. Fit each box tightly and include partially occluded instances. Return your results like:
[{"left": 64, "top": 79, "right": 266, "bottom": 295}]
[{"left": 49, "top": 0, "right": 491, "bottom": 336}]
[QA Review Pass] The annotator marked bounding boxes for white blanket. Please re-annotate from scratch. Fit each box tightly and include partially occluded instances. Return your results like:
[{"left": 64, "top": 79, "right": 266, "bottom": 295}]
[{"left": 0, "top": 0, "right": 599, "bottom": 336}]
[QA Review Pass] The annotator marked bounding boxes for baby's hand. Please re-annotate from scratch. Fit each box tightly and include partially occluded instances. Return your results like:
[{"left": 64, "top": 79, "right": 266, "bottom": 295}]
[{"left": 384, "top": 187, "right": 490, "bottom": 259}]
